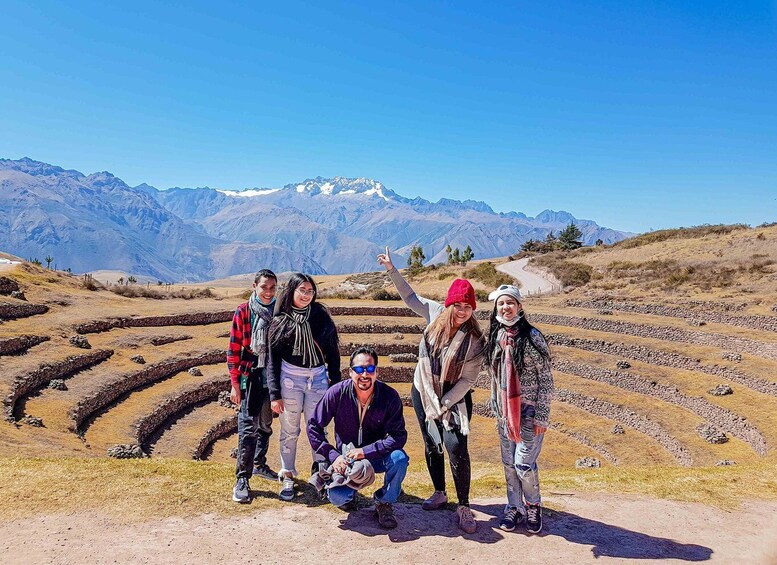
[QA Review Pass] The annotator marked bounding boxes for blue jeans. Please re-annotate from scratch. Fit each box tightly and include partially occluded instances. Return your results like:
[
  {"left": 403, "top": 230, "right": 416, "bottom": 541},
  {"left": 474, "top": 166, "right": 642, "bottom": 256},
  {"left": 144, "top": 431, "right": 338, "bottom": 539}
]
[
  {"left": 498, "top": 404, "right": 545, "bottom": 514},
  {"left": 278, "top": 361, "right": 329, "bottom": 476},
  {"left": 327, "top": 449, "right": 410, "bottom": 508}
]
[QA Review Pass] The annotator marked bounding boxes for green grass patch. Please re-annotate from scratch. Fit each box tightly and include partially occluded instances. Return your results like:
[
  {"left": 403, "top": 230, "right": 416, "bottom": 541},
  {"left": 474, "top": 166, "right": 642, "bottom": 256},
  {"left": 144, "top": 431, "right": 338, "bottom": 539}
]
[{"left": 464, "top": 262, "right": 515, "bottom": 288}]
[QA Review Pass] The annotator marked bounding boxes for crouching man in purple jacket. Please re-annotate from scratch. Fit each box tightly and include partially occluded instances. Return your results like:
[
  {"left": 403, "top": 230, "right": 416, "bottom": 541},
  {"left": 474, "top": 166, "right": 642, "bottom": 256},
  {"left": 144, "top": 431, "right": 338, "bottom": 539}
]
[{"left": 307, "top": 345, "right": 409, "bottom": 529}]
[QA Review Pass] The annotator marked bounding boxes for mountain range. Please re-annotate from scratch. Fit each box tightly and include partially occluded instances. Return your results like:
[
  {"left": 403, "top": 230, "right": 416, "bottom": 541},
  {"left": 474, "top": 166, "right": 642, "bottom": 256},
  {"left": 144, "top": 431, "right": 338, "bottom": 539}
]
[{"left": 0, "top": 158, "right": 632, "bottom": 280}]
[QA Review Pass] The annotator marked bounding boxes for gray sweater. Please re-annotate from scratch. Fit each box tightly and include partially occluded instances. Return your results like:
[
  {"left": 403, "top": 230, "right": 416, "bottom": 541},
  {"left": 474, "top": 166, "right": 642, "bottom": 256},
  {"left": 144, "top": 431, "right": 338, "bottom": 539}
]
[{"left": 388, "top": 268, "right": 483, "bottom": 409}]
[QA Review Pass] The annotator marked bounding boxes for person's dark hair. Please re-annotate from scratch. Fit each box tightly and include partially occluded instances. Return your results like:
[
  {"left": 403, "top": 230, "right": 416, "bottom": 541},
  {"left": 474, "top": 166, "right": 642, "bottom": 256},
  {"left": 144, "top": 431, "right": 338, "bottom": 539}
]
[
  {"left": 484, "top": 305, "right": 549, "bottom": 371},
  {"left": 254, "top": 269, "right": 277, "bottom": 284},
  {"left": 270, "top": 273, "right": 338, "bottom": 352},
  {"left": 350, "top": 346, "right": 378, "bottom": 367},
  {"left": 275, "top": 272, "right": 318, "bottom": 315}
]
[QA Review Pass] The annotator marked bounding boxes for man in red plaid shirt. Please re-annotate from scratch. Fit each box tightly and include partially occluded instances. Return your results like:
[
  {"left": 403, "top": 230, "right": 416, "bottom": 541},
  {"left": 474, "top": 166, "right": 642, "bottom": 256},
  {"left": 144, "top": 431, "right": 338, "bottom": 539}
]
[{"left": 227, "top": 269, "right": 278, "bottom": 503}]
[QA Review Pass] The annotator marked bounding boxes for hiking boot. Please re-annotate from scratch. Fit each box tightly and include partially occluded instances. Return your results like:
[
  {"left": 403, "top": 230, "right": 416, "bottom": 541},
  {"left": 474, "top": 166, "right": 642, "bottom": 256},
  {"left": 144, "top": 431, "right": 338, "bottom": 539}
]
[
  {"left": 499, "top": 506, "right": 524, "bottom": 532},
  {"left": 279, "top": 475, "right": 295, "bottom": 501},
  {"left": 421, "top": 490, "right": 448, "bottom": 511},
  {"left": 252, "top": 463, "right": 279, "bottom": 482},
  {"left": 526, "top": 503, "right": 543, "bottom": 534},
  {"left": 375, "top": 502, "right": 398, "bottom": 529},
  {"left": 456, "top": 505, "right": 477, "bottom": 534},
  {"left": 232, "top": 477, "right": 250, "bottom": 503}
]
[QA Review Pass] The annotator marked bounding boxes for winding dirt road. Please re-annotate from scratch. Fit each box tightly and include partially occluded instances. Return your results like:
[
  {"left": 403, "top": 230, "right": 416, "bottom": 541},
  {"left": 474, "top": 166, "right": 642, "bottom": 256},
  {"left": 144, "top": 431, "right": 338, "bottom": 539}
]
[{"left": 497, "top": 258, "right": 558, "bottom": 296}]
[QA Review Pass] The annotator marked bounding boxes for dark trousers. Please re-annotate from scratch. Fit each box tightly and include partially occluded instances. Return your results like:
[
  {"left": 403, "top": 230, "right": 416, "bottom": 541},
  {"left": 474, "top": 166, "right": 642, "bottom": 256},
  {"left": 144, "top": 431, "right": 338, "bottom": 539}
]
[
  {"left": 411, "top": 384, "right": 473, "bottom": 506},
  {"left": 236, "top": 369, "right": 273, "bottom": 479}
]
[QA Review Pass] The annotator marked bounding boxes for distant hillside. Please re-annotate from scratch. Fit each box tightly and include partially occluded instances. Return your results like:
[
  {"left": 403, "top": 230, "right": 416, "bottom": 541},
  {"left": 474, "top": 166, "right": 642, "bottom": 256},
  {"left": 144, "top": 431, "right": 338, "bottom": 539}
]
[{"left": 1, "top": 158, "right": 632, "bottom": 280}]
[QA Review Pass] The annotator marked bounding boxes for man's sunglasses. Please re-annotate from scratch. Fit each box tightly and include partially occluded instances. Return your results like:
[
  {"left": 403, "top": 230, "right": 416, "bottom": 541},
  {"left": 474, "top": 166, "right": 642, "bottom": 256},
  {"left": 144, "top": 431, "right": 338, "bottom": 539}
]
[{"left": 350, "top": 365, "right": 377, "bottom": 374}]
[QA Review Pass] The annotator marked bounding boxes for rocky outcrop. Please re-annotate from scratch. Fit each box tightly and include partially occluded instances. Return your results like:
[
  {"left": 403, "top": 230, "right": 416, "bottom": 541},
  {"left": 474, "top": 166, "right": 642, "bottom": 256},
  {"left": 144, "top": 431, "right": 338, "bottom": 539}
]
[
  {"left": 48, "top": 379, "right": 67, "bottom": 391},
  {"left": 150, "top": 335, "right": 193, "bottom": 346},
  {"left": 0, "top": 335, "right": 50, "bottom": 356},
  {"left": 576, "top": 457, "right": 601, "bottom": 468},
  {"left": 193, "top": 414, "right": 238, "bottom": 460},
  {"left": 708, "top": 384, "right": 733, "bottom": 396},
  {"left": 74, "top": 311, "right": 233, "bottom": 334},
  {"left": 555, "top": 389, "right": 694, "bottom": 466},
  {"left": 566, "top": 298, "right": 777, "bottom": 333},
  {"left": 69, "top": 335, "right": 91, "bottom": 349},
  {"left": 552, "top": 358, "right": 768, "bottom": 455},
  {"left": 0, "top": 276, "right": 20, "bottom": 295},
  {"left": 134, "top": 377, "right": 230, "bottom": 447},
  {"left": 69, "top": 349, "right": 223, "bottom": 432},
  {"left": 3, "top": 350, "right": 114, "bottom": 421},
  {"left": 697, "top": 424, "right": 728, "bottom": 444},
  {"left": 0, "top": 302, "right": 49, "bottom": 320},
  {"left": 547, "top": 333, "right": 777, "bottom": 396},
  {"left": 532, "top": 313, "right": 777, "bottom": 362},
  {"left": 107, "top": 444, "right": 147, "bottom": 459}
]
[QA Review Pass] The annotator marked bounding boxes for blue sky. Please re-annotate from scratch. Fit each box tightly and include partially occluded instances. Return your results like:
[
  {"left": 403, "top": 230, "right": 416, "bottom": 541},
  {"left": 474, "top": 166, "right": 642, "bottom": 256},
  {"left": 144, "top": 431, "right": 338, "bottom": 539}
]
[{"left": 1, "top": 1, "right": 775, "bottom": 232}]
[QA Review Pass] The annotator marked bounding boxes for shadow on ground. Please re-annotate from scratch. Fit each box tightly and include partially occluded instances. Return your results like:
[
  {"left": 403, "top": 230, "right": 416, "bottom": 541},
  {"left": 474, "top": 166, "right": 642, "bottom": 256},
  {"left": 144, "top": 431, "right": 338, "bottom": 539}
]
[{"left": 338, "top": 500, "right": 714, "bottom": 560}]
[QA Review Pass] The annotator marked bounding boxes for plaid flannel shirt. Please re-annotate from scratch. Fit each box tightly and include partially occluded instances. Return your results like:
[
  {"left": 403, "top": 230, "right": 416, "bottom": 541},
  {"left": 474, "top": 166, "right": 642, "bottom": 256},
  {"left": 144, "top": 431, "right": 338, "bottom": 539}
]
[{"left": 226, "top": 302, "right": 253, "bottom": 388}]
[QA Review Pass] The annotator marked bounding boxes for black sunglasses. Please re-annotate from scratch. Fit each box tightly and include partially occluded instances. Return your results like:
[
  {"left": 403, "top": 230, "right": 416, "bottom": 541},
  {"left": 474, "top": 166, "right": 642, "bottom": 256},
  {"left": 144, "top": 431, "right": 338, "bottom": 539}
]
[{"left": 350, "top": 365, "right": 377, "bottom": 374}]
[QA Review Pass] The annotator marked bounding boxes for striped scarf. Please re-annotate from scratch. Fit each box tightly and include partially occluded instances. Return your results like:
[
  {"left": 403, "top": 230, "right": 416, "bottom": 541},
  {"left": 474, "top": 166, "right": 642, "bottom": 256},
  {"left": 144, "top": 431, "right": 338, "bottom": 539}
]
[
  {"left": 285, "top": 306, "right": 323, "bottom": 367},
  {"left": 248, "top": 293, "right": 274, "bottom": 368}
]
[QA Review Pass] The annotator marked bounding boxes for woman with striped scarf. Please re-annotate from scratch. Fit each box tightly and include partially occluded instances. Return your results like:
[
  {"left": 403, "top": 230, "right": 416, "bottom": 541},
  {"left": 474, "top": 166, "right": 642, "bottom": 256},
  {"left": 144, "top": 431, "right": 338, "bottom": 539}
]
[
  {"left": 267, "top": 273, "right": 340, "bottom": 502},
  {"left": 378, "top": 247, "right": 485, "bottom": 534},
  {"left": 484, "top": 284, "right": 553, "bottom": 534}
]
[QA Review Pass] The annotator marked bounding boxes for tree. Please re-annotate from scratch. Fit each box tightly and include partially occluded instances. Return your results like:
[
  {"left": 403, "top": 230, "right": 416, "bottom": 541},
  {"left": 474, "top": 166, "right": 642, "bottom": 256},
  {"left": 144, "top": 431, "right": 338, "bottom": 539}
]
[
  {"left": 44, "top": 255, "right": 53, "bottom": 269},
  {"left": 461, "top": 245, "right": 474, "bottom": 265},
  {"left": 117, "top": 277, "right": 124, "bottom": 285},
  {"left": 451, "top": 247, "right": 461, "bottom": 265},
  {"left": 558, "top": 222, "right": 583, "bottom": 250},
  {"left": 595, "top": 238, "right": 604, "bottom": 247},
  {"left": 445, "top": 244, "right": 453, "bottom": 264},
  {"left": 30, "top": 258, "right": 42, "bottom": 267},
  {"left": 127, "top": 275, "right": 137, "bottom": 285},
  {"left": 407, "top": 244, "right": 426, "bottom": 274}
]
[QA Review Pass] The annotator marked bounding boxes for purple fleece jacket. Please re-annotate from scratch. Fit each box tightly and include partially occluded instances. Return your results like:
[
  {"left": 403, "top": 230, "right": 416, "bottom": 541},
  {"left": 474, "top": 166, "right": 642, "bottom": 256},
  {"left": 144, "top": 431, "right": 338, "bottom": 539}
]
[{"left": 307, "top": 379, "right": 407, "bottom": 464}]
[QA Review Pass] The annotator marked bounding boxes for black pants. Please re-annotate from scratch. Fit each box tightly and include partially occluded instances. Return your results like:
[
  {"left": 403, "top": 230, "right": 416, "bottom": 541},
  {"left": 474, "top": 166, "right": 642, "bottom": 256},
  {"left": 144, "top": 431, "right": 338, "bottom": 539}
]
[
  {"left": 411, "top": 384, "right": 473, "bottom": 506},
  {"left": 236, "top": 369, "right": 273, "bottom": 479}
]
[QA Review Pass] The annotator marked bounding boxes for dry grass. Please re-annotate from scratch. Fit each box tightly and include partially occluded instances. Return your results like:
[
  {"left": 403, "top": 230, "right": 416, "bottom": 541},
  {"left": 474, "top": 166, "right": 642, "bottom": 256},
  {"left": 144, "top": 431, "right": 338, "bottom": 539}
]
[
  {"left": 1, "top": 457, "right": 774, "bottom": 523},
  {"left": 616, "top": 224, "right": 750, "bottom": 249}
]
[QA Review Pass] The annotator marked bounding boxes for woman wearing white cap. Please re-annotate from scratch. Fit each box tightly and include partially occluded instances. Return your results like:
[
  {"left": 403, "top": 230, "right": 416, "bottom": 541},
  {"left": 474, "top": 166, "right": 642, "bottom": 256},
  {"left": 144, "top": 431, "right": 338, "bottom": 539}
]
[{"left": 484, "top": 284, "right": 554, "bottom": 534}]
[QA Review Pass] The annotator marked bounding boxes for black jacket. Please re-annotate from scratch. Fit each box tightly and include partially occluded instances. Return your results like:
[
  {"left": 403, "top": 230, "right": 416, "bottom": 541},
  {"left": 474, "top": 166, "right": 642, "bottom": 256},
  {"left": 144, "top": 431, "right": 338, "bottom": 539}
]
[{"left": 266, "top": 303, "right": 340, "bottom": 401}]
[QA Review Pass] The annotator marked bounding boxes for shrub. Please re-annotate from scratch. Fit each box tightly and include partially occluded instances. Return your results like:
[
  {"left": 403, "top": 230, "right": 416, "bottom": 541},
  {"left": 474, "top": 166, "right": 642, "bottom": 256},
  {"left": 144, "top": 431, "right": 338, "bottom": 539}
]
[
  {"left": 464, "top": 262, "right": 514, "bottom": 288},
  {"left": 110, "top": 286, "right": 215, "bottom": 300},
  {"left": 474, "top": 289, "right": 489, "bottom": 302},
  {"left": 371, "top": 288, "right": 400, "bottom": 301},
  {"left": 437, "top": 272, "right": 455, "bottom": 281},
  {"left": 532, "top": 254, "right": 592, "bottom": 287}
]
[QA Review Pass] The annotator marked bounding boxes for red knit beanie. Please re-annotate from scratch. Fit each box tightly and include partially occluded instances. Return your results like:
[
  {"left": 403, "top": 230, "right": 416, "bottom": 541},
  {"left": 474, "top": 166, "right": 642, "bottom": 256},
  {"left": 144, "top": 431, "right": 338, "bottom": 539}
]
[{"left": 445, "top": 279, "right": 477, "bottom": 310}]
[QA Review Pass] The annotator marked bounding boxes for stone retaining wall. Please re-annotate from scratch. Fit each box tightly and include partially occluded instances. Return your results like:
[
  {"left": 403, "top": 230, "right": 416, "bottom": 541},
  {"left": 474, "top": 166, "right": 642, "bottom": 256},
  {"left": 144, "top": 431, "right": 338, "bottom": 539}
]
[
  {"left": 566, "top": 299, "right": 777, "bottom": 333},
  {"left": 0, "top": 335, "right": 50, "bottom": 356},
  {"left": 69, "top": 349, "right": 224, "bottom": 432},
  {"left": 339, "top": 342, "right": 419, "bottom": 356},
  {"left": 552, "top": 358, "right": 768, "bottom": 455},
  {"left": 555, "top": 389, "right": 694, "bottom": 466},
  {"left": 0, "top": 302, "right": 49, "bottom": 321},
  {"left": 337, "top": 323, "right": 424, "bottom": 335},
  {"left": 193, "top": 414, "right": 237, "bottom": 460},
  {"left": 531, "top": 313, "right": 777, "bottom": 362},
  {"left": 74, "top": 311, "right": 233, "bottom": 334},
  {"left": 548, "top": 333, "right": 777, "bottom": 396},
  {"left": 3, "top": 349, "right": 114, "bottom": 421},
  {"left": 134, "top": 377, "right": 230, "bottom": 447}
]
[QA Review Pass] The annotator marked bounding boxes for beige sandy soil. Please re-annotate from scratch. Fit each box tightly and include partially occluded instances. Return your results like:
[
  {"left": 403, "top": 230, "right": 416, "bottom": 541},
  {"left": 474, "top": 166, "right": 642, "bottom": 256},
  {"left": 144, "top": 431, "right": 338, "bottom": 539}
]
[{"left": 1, "top": 494, "right": 775, "bottom": 564}]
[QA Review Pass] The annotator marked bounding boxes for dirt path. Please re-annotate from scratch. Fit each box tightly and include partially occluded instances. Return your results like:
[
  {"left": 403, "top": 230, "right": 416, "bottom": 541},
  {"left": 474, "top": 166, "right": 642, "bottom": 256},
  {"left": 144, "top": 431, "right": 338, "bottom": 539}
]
[
  {"left": 1, "top": 493, "right": 775, "bottom": 564},
  {"left": 497, "top": 258, "right": 558, "bottom": 296}
]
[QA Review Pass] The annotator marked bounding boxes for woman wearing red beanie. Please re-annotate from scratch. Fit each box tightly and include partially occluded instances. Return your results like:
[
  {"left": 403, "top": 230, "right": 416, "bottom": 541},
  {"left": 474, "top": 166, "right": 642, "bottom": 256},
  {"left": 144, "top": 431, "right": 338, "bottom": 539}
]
[{"left": 378, "top": 247, "right": 485, "bottom": 534}]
